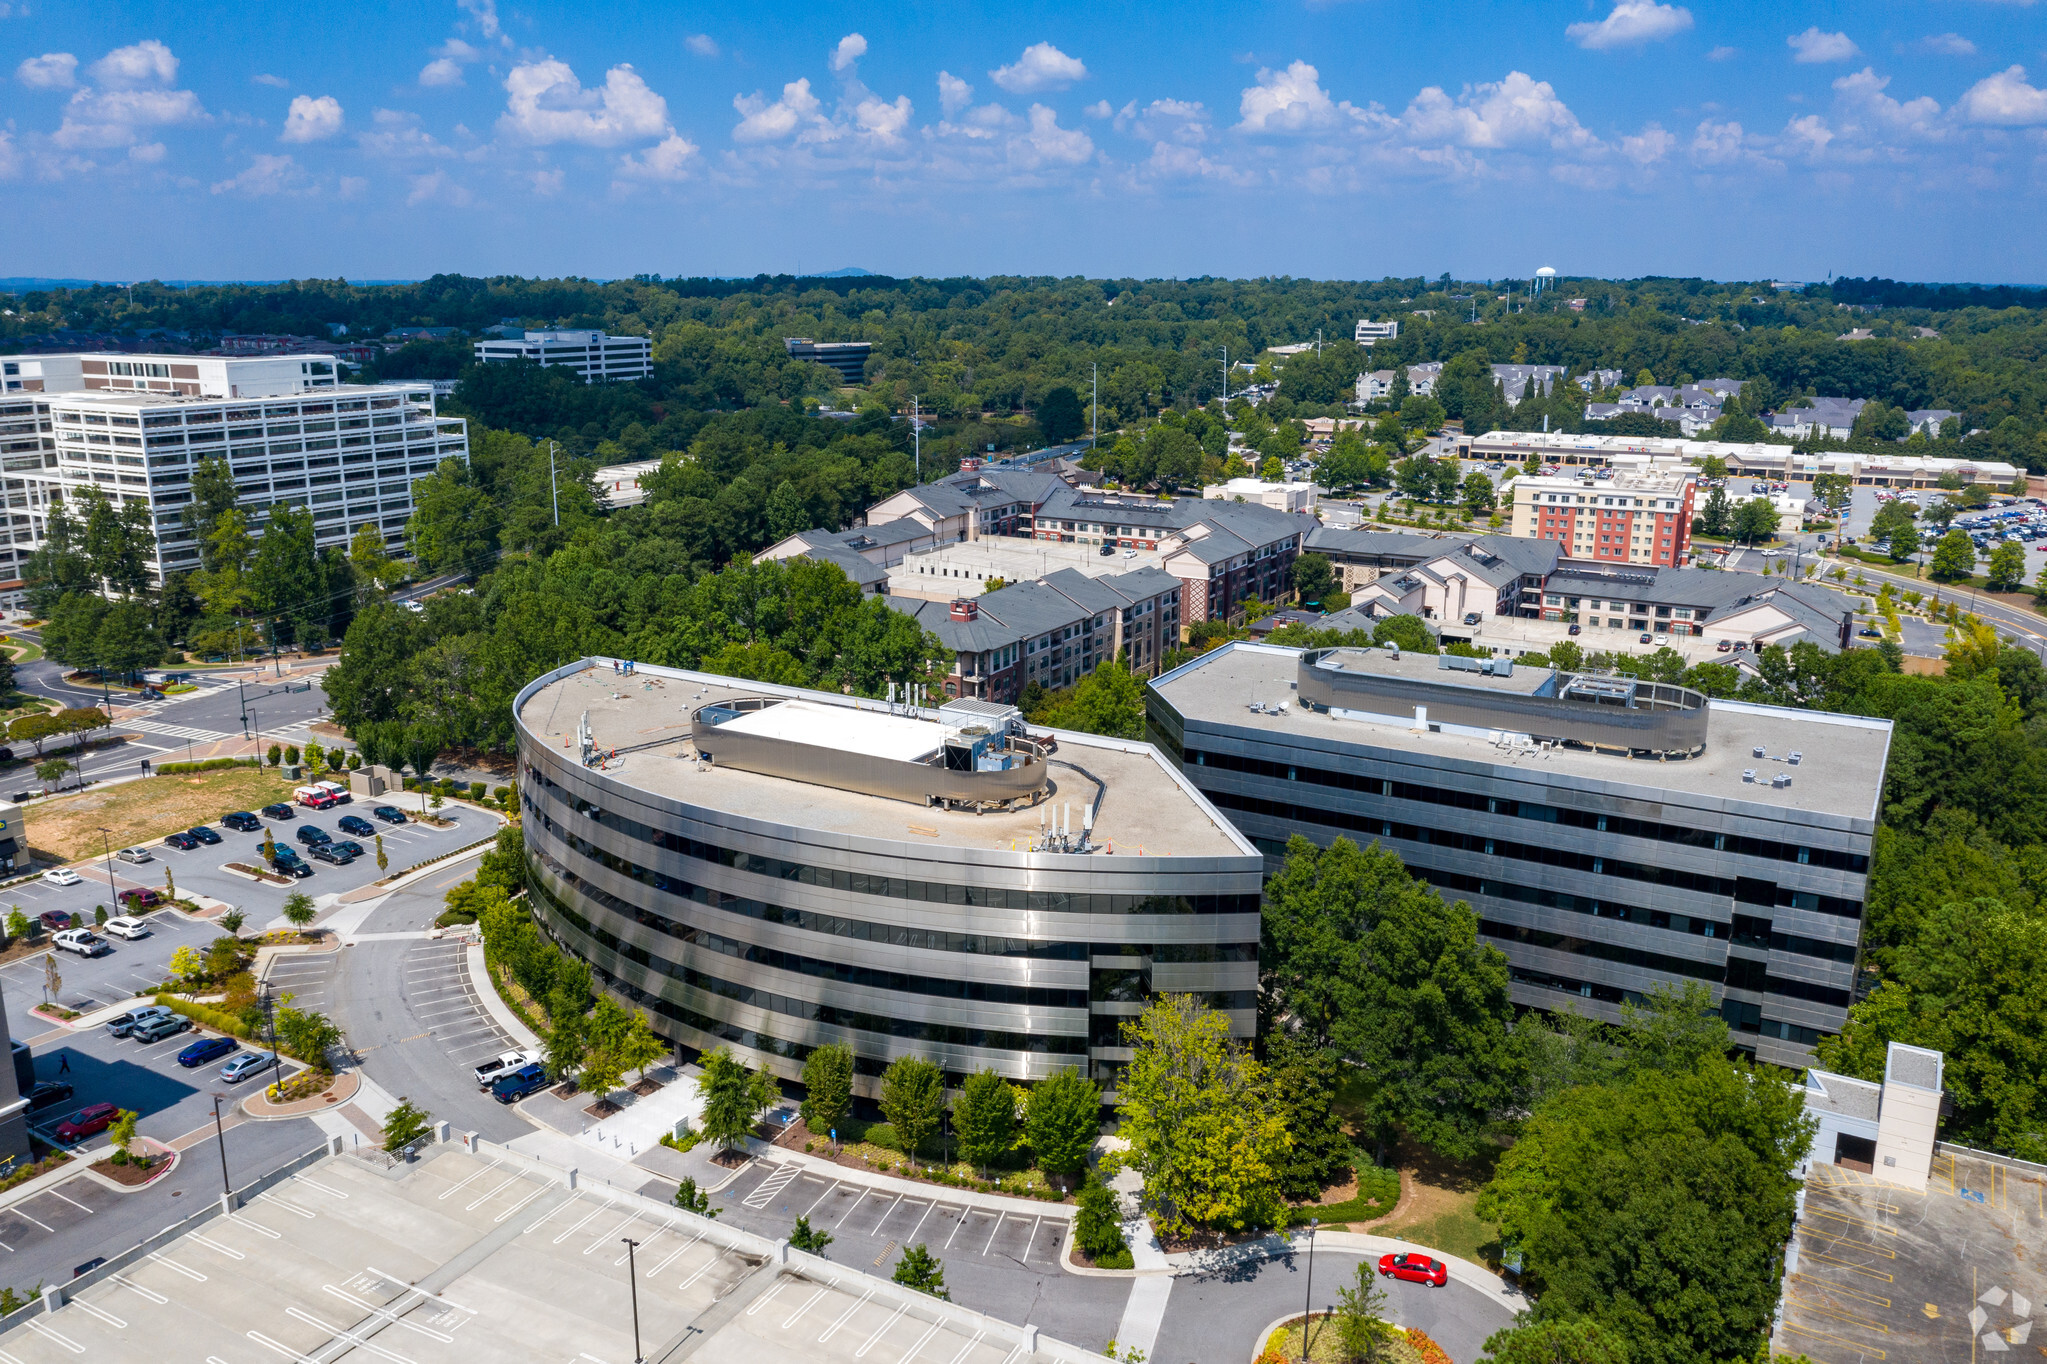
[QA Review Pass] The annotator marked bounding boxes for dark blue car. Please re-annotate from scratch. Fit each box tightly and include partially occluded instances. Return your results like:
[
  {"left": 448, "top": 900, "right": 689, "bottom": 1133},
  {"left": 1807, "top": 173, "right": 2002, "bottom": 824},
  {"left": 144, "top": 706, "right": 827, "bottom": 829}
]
[
  {"left": 177, "top": 1036, "right": 237, "bottom": 1068},
  {"left": 337, "top": 815, "right": 376, "bottom": 837},
  {"left": 491, "top": 1063, "right": 548, "bottom": 1104}
]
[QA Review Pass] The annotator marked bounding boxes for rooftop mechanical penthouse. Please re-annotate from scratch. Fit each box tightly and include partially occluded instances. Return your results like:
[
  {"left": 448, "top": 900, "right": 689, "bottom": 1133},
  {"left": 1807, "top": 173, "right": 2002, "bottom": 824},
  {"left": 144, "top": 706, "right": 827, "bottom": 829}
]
[
  {"left": 1148, "top": 642, "right": 1894, "bottom": 1067},
  {"left": 515, "top": 661, "right": 1263, "bottom": 1096}
]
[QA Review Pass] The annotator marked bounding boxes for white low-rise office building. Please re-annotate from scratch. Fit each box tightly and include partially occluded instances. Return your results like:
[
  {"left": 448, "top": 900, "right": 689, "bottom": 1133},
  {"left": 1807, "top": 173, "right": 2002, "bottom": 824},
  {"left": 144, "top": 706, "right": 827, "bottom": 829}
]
[{"left": 472, "top": 329, "right": 652, "bottom": 384}]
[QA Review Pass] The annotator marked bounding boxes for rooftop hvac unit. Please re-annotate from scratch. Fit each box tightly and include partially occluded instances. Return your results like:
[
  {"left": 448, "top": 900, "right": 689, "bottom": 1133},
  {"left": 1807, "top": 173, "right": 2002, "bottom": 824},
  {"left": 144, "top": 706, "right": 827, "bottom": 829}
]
[
  {"left": 1772, "top": 773, "right": 1793, "bottom": 789},
  {"left": 1788, "top": 751, "right": 1802, "bottom": 765},
  {"left": 1742, "top": 769, "right": 1757, "bottom": 783},
  {"left": 1752, "top": 746, "right": 1766, "bottom": 758}
]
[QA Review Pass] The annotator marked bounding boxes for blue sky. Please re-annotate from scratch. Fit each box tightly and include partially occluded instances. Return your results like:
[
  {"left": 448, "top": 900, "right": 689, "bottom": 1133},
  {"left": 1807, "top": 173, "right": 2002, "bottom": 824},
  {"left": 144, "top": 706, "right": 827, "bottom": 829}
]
[{"left": 3, "top": 0, "right": 2045, "bottom": 283}]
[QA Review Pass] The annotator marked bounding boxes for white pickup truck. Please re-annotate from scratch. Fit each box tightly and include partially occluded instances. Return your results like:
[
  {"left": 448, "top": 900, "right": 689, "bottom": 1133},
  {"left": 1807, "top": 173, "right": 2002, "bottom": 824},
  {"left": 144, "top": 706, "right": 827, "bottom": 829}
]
[
  {"left": 473, "top": 1049, "right": 540, "bottom": 1090},
  {"left": 53, "top": 928, "right": 111, "bottom": 958}
]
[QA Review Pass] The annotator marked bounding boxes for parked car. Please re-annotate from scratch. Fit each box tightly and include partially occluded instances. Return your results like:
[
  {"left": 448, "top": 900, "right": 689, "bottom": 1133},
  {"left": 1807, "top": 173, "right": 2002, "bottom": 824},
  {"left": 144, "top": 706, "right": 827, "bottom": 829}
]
[
  {"left": 188, "top": 825, "right": 222, "bottom": 845},
  {"left": 315, "top": 781, "right": 351, "bottom": 804},
  {"left": 25, "top": 1081, "right": 73, "bottom": 1112},
  {"left": 337, "top": 815, "right": 376, "bottom": 837},
  {"left": 1717, "top": 639, "right": 1733, "bottom": 652},
  {"left": 163, "top": 831, "right": 200, "bottom": 850},
  {"left": 40, "top": 868, "right": 80, "bottom": 887},
  {"left": 372, "top": 806, "right": 408, "bottom": 824},
  {"left": 1566, "top": 623, "right": 1581, "bottom": 635},
  {"left": 1639, "top": 633, "right": 1654, "bottom": 644},
  {"left": 53, "top": 1102, "right": 120, "bottom": 1144},
  {"left": 332, "top": 840, "right": 364, "bottom": 859},
  {"left": 1858, "top": 626, "right": 1883, "bottom": 639},
  {"left": 294, "top": 826, "right": 332, "bottom": 848},
  {"left": 114, "top": 846, "right": 153, "bottom": 864},
  {"left": 293, "top": 786, "right": 338, "bottom": 810},
  {"left": 53, "top": 929, "right": 110, "bottom": 958},
  {"left": 220, "top": 1051, "right": 273, "bottom": 1084},
  {"left": 103, "top": 915, "right": 151, "bottom": 940},
  {"left": 491, "top": 1063, "right": 549, "bottom": 1104},
  {"left": 260, "top": 803, "right": 295, "bottom": 821},
  {"left": 1462, "top": 612, "right": 1482, "bottom": 625},
  {"left": 1378, "top": 1252, "right": 1448, "bottom": 1287},
  {"left": 38, "top": 909, "right": 75, "bottom": 932},
  {"left": 132, "top": 1014, "right": 191, "bottom": 1043},
  {"left": 177, "top": 1036, "right": 237, "bottom": 1068},
  {"left": 106, "top": 1004, "right": 175, "bottom": 1038},
  {"left": 117, "top": 888, "right": 161, "bottom": 911},
  {"left": 474, "top": 1049, "right": 539, "bottom": 1091},
  {"left": 268, "top": 852, "right": 314, "bottom": 879},
  {"left": 309, "top": 845, "right": 354, "bottom": 865},
  {"left": 222, "top": 811, "right": 261, "bottom": 832}
]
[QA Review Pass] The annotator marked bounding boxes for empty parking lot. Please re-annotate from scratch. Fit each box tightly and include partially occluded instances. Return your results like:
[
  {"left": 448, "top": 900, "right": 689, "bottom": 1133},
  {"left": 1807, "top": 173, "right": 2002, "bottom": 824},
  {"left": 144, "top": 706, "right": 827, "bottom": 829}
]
[
  {"left": 1777, "top": 1147, "right": 2046, "bottom": 1361},
  {"left": 718, "top": 1161, "right": 1069, "bottom": 1274}
]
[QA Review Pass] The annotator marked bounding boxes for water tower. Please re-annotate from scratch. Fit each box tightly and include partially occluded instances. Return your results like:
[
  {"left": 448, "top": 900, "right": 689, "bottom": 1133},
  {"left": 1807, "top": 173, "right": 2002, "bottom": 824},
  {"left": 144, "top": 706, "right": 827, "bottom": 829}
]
[{"left": 1534, "top": 265, "right": 1557, "bottom": 297}]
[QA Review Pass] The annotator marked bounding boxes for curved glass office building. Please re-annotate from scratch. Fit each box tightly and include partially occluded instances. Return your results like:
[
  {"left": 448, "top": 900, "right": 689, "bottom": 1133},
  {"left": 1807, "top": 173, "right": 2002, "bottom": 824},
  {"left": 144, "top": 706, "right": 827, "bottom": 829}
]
[{"left": 515, "top": 660, "right": 1263, "bottom": 1092}]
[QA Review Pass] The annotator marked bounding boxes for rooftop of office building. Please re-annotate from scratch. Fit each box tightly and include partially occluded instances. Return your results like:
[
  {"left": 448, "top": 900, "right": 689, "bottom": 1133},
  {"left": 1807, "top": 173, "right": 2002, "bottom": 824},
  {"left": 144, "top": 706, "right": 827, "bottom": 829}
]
[
  {"left": 520, "top": 662, "right": 1254, "bottom": 860},
  {"left": 1152, "top": 642, "right": 1892, "bottom": 824},
  {"left": 36, "top": 382, "right": 435, "bottom": 409}
]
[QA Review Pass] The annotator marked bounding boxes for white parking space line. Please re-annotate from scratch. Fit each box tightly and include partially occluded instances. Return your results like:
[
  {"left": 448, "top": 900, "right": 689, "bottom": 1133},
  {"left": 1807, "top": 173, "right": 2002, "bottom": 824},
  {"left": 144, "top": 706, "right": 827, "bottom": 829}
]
[
  {"left": 982, "top": 1210, "right": 1005, "bottom": 1255},
  {"left": 802, "top": 1179, "right": 840, "bottom": 1217},
  {"left": 869, "top": 1192, "right": 904, "bottom": 1236},
  {"left": 945, "top": 1210, "right": 977, "bottom": 1250},
  {"left": 4, "top": 1208, "right": 53, "bottom": 1233},
  {"left": 48, "top": 1189, "right": 93, "bottom": 1214},
  {"left": 904, "top": 1199, "right": 937, "bottom": 1243}
]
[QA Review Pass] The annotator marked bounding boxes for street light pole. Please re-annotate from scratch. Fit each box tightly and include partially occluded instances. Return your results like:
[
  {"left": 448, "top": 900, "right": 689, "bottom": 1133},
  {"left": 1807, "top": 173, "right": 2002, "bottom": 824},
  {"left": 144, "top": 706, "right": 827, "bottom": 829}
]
[
  {"left": 621, "top": 1238, "right": 644, "bottom": 1363},
  {"left": 548, "top": 440, "right": 560, "bottom": 527},
  {"left": 1301, "top": 1217, "right": 1318, "bottom": 1363},
  {"left": 210, "top": 1094, "right": 232, "bottom": 1197},
  {"left": 98, "top": 827, "right": 115, "bottom": 906}
]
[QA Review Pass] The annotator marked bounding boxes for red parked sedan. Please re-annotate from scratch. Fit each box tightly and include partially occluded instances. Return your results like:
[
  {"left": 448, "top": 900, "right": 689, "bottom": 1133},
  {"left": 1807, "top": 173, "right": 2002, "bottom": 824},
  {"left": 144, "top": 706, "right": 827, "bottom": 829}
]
[
  {"left": 53, "top": 1102, "right": 119, "bottom": 1144},
  {"left": 1378, "top": 1251, "right": 1448, "bottom": 1287}
]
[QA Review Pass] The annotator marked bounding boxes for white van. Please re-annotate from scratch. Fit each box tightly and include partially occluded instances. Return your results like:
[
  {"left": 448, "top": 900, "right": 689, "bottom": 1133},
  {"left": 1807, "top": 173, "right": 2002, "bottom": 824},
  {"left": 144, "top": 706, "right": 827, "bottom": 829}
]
[{"left": 314, "top": 780, "right": 351, "bottom": 804}]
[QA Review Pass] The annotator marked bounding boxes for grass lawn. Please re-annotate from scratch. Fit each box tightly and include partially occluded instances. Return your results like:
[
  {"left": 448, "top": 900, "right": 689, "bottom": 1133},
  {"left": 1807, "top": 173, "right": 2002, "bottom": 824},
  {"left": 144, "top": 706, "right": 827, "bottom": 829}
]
[
  {"left": 28, "top": 767, "right": 299, "bottom": 861},
  {"left": 1370, "top": 1140, "right": 1503, "bottom": 1268},
  {"left": 1, "top": 638, "right": 43, "bottom": 663}
]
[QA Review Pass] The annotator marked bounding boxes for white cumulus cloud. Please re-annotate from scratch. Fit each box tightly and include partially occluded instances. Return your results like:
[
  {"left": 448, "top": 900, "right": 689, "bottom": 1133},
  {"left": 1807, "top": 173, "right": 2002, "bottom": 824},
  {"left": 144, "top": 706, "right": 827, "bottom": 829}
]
[
  {"left": 497, "top": 60, "right": 671, "bottom": 146},
  {"left": 991, "top": 42, "right": 1086, "bottom": 94},
  {"left": 16, "top": 52, "right": 77, "bottom": 89},
  {"left": 1912, "top": 33, "right": 1978, "bottom": 57},
  {"left": 90, "top": 38, "right": 176, "bottom": 89},
  {"left": 829, "top": 33, "right": 867, "bottom": 73},
  {"left": 618, "top": 132, "right": 700, "bottom": 180},
  {"left": 420, "top": 59, "right": 464, "bottom": 87},
  {"left": 1959, "top": 65, "right": 2047, "bottom": 124},
  {"left": 1397, "top": 71, "right": 1593, "bottom": 151},
  {"left": 252, "top": 73, "right": 288, "bottom": 88},
  {"left": 357, "top": 108, "right": 454, "bottom": 158},
  {"left": 210, "top": 153, "right": 301, "bottom": 196},
  {"left": 855, "top": 94, "right": 912, "bottom": 142},
  {"left": 1008, "top": 103, "right": 1093, "bottom": 166},
  {"left": 1566, "top": 2, "right": 1694, "bottom": 51},
  {"left": 938, "top": 71, "right": 973, "bottom": 116},
  {"left": 686, "top": 34, "right": 719, "bottom": 58},
  {"left": 280, "top": 94, "right": 343, "bottom": 143},
  {"left": 407, "top": 168, "right": 473, "bottom": 206},
  {"left": 1788, "top": 28, "right": 1859, "bottom": 64},
  {"left": 1237, "top": 60, "right": 1339, "bottom": 132},
  {"left": 1621, "top": 124, "right": 1675, "bottom": 164},
  {"left": 732, "top": 78, "right": 822, "bottom": 142}
]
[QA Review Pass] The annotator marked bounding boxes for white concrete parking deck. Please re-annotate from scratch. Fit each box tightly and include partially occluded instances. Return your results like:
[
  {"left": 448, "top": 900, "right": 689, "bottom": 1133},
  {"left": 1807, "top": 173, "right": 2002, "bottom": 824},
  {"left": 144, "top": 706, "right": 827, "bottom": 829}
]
[{"left": 0, "top": 1138, "right": 1112, "bottom": 1364}]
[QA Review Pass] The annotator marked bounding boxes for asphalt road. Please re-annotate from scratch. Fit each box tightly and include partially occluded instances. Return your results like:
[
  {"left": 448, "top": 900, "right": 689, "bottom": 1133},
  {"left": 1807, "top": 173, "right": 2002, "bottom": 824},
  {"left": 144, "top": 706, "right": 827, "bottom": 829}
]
[{"left": 327, "top": 847, "right": 532, "bottom": 1143}]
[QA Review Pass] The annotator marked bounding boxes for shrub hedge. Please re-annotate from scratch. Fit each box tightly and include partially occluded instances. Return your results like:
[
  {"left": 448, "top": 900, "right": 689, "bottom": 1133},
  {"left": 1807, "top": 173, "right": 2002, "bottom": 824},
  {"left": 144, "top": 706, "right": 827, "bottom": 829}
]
[{"left": 155, "top": 758, "right": 261, "bottom": 775}]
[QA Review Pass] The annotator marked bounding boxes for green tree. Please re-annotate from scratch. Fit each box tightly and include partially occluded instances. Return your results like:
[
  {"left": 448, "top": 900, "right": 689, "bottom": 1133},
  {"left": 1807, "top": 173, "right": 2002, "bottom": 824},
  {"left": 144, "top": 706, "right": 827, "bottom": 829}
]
[
  {"left": 1291, "top": 553, "right": 1336, "bottom": 606},
  {"left": 1037, "top": 387, "right": 1086, "bottom": 445},
  {"left": 348, "top": 522, "right": 399, "bottom": 605},
  {"left": 1986, "top": 539, "right": 2027, "bottom": 593},
  {"left": 1263, "top": 1032, "right": 1356, "bottom": 1201},
  {"left": 381, "top": 1098, "right": 434, "bottom": 1153},
  {"left": 1731, "top": 497, "right": 1780, "bottom": 544},
  {"left": 697, "top": 1047, "right": 779, "bottom": 1154},
  {"left": 1073, "top": 1173, "right": 1129, "bottom": 1262},
  {"left": 1024, "top": 1070, "right": 1101, "bottom": 1183},
  {"left": 108, "top": 1108, "right": 139, "bottom": 1161},
  {"left": 788, "top": 1215, "right": 833, "bottom": 1254},
  {"left": 800, "top": 1042, "right": 854, "bottom": 1142},
  {"left": 1693, "top": 487, "right": 1732, "bottom": 538},
  {"left": 617, "top": 1011, "right": 667, "bottom": 1086},
  {"left": 878, "top": 1055, "right": 946, "bottom": 1165},
  {"left": 1928, "top": 528, "right": 1977, "bottom": 583},
  {"left": 1869, "top": 500, "right": 1920, "bottom": 561},
  {"left": 1476, "top": 1044, "right": 1810, "bottom": 1364},
  {"left": 1333, "top": 1262, "right": 1393, "bottom": 1364},
  {"left": 673, "top": 1177, "right": 718, "bottom": 1217},
  {"left": 281, "top": 890, "right": 317, "bottom": 932},
  {"left": 1261, "top": 835, "right": 1522, "bottom": 1161},
  {"left": 1369, "top": 614, "right": 1437, "bottom": 654},
  {"left": 1116, "top": 994, "right": 1289, "bottom": 1239},
  {"left": 953, "top": 1069, "right": 1019, "bottom": 1175},
  {"left": 1479, "top": 1318, "right": 1633, "bottom": 1364},
  {"left": 250, "top": 502, "right": 323, "bottom": 647},
  {"left": 1461, "top": 470, "right": 1497, "bottom": 517},
  {"left": 1033, "top": 658, "right": 1145, "bottom": 740},
  {"left": 543, "top": 988, "right": 588, "bottom": 1082},
  {"left": 891, "top": 1244, "right": 949, "bottom": 1300},
  {"left": 406, "top": 458, "right": 502, "bottom": 575}
]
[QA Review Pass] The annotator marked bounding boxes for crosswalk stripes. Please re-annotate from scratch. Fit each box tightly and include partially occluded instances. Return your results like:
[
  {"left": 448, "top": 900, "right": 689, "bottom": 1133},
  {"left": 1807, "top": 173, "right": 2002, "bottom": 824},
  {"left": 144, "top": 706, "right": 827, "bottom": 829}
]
[{"left": 125, "top": 718, "right": 235, "bottom": 741}]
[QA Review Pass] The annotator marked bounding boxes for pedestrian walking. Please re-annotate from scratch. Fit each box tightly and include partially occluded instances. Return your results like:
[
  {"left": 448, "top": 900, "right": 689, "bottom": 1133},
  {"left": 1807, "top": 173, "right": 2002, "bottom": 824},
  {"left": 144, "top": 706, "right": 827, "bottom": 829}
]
[{"left": 57, "top": 1053, "right": 69, "bottom": 1075}]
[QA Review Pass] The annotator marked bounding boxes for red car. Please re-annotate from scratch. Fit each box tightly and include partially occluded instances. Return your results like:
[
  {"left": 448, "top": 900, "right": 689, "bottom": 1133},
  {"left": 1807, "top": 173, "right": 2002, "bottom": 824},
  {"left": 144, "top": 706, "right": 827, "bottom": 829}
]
[
  {"left": 53, "top": 1102, "right": 119, "bottom": 1144},
  {"left": 1378, "top": 1251, "right": 1448, "bottom": 1287}
]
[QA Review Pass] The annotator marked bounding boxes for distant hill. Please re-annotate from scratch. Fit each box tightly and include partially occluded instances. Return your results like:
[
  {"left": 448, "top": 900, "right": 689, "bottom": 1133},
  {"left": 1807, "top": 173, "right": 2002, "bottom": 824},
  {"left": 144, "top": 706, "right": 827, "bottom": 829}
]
[{"left": 812, "top": 268, "right": 874, "bottom": 278}]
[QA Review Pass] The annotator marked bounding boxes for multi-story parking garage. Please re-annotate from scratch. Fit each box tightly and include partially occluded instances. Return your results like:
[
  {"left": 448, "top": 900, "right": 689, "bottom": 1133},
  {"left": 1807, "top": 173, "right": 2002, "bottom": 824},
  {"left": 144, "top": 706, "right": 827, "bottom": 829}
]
[{"left": 514, "top": 661, "right": 1263, "bottom": 1094}]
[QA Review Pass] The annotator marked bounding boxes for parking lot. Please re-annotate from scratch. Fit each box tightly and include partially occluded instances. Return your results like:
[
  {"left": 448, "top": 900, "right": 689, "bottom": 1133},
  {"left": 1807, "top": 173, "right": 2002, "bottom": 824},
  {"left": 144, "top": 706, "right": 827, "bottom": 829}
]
[
  {"left": 715, "top": 1161, "right": 1069, "bottom": 1274},
  {"left": 0, "top": 910, "right": 215, "bottom": 1041},
  {"left": 1777, "top": 1147, "right": 2046, "bottom": 1361}
]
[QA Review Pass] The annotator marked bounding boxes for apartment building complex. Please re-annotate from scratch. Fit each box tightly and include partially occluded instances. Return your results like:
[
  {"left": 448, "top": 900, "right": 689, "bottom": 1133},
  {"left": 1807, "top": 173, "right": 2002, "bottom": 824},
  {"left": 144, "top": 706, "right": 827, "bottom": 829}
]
[
  {"left": 0, "top": 351, "right": 467, "bottom": 595},
  {"left": 1510, "top": 467, "right": 1697, "bottom": 567},
  {"left": 472, "top": 329, "right": 652, "bottom": 384},
  {"left": 1149, "top": 641, "right": 1890, "bottom": 1067},
  {"left": 888, "top": 564, "right": 1181, "bottom": 700}
]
